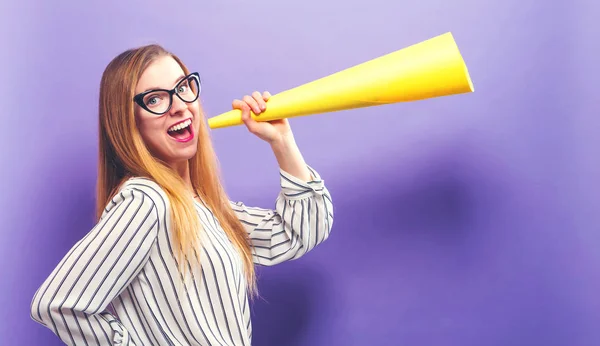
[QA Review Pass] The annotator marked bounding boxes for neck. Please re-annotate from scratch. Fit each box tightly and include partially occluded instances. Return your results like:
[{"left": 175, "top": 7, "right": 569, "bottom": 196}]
[{"left": 171, "top": 160, "right": 193, "bottom": 190}]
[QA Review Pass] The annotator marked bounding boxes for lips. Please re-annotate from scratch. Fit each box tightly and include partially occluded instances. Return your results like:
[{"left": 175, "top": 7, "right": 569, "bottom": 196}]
[{"left": 167, "top": 118, "right": 194, "bottom": 142}]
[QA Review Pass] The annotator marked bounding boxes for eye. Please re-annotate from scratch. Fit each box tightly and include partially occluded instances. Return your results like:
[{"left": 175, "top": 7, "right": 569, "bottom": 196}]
[
  {"left": 144, "top": 93, "right": 166, "bottom": 107},
  {"left": 180, "top": 78, "right": 194, "bottom": 93}
]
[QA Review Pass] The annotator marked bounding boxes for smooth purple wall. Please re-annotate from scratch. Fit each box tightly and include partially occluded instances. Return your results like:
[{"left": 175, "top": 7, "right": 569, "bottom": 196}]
[{"left": 2, "top": 0, "right": 598, "bottom": 345}]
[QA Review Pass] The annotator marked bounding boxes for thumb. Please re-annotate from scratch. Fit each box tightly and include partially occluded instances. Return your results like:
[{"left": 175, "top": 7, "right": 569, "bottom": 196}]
[{"left": 241, "top": 109, "right": 262, "bottom": 133}]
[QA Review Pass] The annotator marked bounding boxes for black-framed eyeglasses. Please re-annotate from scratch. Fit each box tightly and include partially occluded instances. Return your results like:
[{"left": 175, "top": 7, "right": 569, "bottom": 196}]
[{"left": 133, "top": 72, "right": 201, "bottom": 115}]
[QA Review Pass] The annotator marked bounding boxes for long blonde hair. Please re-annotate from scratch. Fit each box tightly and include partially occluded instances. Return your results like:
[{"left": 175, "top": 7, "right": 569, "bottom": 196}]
[{"left": 96, "top": 44, "right": 256, "bottom": 294}]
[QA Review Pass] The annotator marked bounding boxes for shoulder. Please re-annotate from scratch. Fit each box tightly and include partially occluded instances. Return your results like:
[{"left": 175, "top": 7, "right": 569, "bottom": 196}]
[
  {"left": 122, "top": 177, "right": 169, "bottom": 203},
  {"left": 102, "top": 177, "right": 170, "bottom": 220}
]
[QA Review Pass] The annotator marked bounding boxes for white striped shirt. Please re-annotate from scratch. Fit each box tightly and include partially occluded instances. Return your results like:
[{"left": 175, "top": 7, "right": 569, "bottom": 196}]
[{"left": 30, "top": 166, "right": 333, "bottom": 345}]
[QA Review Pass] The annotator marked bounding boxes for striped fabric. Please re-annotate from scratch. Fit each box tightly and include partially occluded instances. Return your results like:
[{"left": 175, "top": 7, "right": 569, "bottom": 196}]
[{"left": 30, "top": 166, "right": 334, "bottom": 345}]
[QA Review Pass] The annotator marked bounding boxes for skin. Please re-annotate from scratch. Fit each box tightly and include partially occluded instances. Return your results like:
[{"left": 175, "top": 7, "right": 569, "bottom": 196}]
[{"left": 134, "top": 55, "right": 313, "bottom": 190}]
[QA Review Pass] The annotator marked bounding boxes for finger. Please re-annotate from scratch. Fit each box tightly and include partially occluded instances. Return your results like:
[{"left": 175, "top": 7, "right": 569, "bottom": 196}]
[
  {"left": 242, "top": 109, "right": 262, "bottom": 133},
  {"left": 232, "top": 99, "right": 252, "bottom": 122},
  {"left": 262, "top": 91, "right": 271, "bottom": 101},
  {"left": 252, "top": 91, "right": 266, "bottom": 111},
  {"left": 243, "top": 95, "right": 262, "bottom": 115}
]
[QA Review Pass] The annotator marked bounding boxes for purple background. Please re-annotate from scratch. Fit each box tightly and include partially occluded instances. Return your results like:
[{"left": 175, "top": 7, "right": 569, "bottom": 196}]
[{"left": 2, "top": 0, "right": 599, "bottom": 345}]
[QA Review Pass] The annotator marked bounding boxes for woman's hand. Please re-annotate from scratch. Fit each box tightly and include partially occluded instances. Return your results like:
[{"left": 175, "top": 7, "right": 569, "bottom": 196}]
[
  {"left": 232, "top": 91, "right": 292, "bottom": 145},
  {"left": 233, "top": 90, "right": 312, "bottom": 181}
]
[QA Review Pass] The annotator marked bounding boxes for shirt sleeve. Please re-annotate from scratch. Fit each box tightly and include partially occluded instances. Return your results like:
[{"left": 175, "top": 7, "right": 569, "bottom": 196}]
[
  {"left": 229, "top": 165, "right": 334, "bottom": 266},
  {"left": 30, "top": 187, "right": 160, "bottom": 346}
]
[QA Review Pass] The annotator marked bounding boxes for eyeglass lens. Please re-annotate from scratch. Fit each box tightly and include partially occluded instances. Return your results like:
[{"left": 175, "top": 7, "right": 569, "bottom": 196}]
[{"left": 142, "top": 75, "right": 200, "bottom": 114}]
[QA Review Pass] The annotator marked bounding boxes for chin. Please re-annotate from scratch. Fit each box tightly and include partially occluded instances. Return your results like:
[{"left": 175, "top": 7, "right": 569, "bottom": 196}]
[
  {"left": 174, "top": 147, "right": 198, "bottom": 162},
  {"left": 151, "top": 146, "right": 197, "bottom": 167},
  {"left": 169, "top": 150, "right": 196, "bottom": 162}
]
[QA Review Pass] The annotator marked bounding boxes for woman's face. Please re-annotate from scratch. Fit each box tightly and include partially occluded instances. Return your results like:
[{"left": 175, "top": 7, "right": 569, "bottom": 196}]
[{"left": 133, "top": 55, "right": 202, "bottom": 167}]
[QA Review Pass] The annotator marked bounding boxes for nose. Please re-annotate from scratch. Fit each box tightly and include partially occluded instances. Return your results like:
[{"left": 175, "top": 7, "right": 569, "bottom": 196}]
[{"left": 169, "top": 94, "right": 187, "bottom": 116}]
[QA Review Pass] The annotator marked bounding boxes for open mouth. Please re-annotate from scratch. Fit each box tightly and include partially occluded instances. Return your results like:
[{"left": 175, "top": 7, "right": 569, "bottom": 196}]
[{"left": 167, "top": 119, "right": 194, "bottom": 142}]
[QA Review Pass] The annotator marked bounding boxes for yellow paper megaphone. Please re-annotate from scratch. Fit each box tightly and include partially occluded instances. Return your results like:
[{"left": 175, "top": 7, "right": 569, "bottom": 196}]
[{"left": 207, "top": 32, "right": 474, "bottom": 129}]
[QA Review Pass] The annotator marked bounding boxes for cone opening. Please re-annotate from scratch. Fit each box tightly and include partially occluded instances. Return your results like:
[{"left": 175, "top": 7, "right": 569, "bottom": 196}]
[
  {"left": 447, "top": 33, "right": 475, "bottom": 92},
  {"left": 462, "top": 63, "right": 474, "bottom": 92}
]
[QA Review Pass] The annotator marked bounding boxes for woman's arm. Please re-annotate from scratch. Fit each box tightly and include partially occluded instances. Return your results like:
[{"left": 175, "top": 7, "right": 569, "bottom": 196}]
[
  {"left": 30, "top": 186, "right": 160, "bottom": 345},
  {"left": 269, "top": 132, "right": 313, "bottom": 182},
  {"left": 230, "top": 164, "right": 333, "bottom": 266},
  {"left": 230, "top": 90, "right": 334, "bottom": 264}
]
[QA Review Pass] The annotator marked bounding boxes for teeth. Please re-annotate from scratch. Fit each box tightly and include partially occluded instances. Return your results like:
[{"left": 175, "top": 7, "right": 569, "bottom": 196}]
[{"left": 168, "top": 119, "right": 192, "bottom": 132}]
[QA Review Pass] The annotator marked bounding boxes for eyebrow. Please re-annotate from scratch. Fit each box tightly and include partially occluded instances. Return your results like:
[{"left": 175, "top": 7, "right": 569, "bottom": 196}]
[{"left": 142, "top": 74, "right": 186, "bottom": 93}]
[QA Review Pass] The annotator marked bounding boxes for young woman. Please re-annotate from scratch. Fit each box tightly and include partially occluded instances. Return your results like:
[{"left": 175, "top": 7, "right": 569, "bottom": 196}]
[{"left": 31, "top": 44, "right": 334, "bottom": 346}]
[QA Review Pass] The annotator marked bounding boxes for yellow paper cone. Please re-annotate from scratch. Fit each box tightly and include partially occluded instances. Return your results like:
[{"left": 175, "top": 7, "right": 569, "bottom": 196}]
[{"left": 208, "top": 32, "right": 474, "bottom": 129}]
